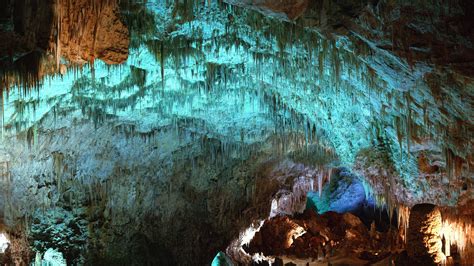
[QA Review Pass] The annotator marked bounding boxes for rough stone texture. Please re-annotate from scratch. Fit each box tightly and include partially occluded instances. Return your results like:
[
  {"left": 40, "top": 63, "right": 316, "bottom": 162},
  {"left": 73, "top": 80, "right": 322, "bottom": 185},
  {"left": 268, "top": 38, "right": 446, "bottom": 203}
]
[
  {"left": 227, "top": 0, "right": 474, "bottom": 209},
  {"left": 55, "top": 0, "right": 129, "bottom": 65},
  {"left": 245, "top": 209, "right": 397, "bottom": 265},
  {"left": 1, "top": 231, "right": 31, "bottom": 266},
  {"left": 224, "top": 0, "right": 309, "bottom": 20},
  {"left": 0, "top": 0, "right": 129, "bottom": 91},
  {"left": 0, "top": 111, "right": 333, "bottom": 264},
  {"left": 0, "top": 0, "right": 54, "bottom": 62},
  {"left": 407, "top": 203, "right": 444, "bottom": 265},
  {"left": 28, "top": 207, "right": 88, "bottom": 264},
  {"left": 249, "top": 216, "right": 305, "bottom": 252},
  {"left": 307, "top": 168, "right": 367, "bottom": 214},
  {"left": 2, "top": 1, "right": 472, "bottom": 209}
]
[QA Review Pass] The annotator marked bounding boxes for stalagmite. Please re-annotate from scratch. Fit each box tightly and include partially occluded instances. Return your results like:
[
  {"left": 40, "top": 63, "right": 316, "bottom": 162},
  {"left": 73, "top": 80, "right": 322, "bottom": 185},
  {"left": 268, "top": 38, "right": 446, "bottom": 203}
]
[{"left": 407, "top": 204, "right": 445, "bottom": 265}]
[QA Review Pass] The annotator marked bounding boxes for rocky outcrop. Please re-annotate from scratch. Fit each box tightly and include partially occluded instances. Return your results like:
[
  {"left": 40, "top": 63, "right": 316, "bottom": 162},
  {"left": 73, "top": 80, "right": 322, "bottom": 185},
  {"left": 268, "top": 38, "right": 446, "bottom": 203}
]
[
  {"left": 0, "top": 0, "right": 54, "bottom": 62},
  {"left": 28, "top": 207, "right": 88, "bottom": 264},
  {"left": 0, "top": 0, "right": 129, "bottom": 91},
  {"left": 54, "top": 0, "right": 129, "bottom": 65},
  {"left": 1, "top": 230, "right": 30, "bottom": 266},
  {"left": 245, "top": 209, "right": 398, "bottom": 265}
]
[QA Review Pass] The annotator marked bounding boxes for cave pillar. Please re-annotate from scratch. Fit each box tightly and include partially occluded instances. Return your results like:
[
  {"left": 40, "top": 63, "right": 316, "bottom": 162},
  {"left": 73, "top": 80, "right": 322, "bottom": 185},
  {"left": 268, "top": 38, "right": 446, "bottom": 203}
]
[{"left": 407, "top": 203, "right": 445, "bottom": 265}]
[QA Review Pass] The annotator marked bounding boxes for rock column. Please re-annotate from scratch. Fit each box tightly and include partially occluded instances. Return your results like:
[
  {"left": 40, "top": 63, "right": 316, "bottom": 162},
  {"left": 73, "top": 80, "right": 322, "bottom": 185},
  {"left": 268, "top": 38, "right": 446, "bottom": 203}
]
[{"left": 407, "top": 204, "right": 445, "bottom": 265}]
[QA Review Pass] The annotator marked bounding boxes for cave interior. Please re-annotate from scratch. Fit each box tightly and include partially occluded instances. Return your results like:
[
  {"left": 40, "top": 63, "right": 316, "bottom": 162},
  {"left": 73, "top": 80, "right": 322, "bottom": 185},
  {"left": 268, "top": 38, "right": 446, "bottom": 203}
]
[{"left": 0, "top": 0, "right": 473, "bottom": 265}]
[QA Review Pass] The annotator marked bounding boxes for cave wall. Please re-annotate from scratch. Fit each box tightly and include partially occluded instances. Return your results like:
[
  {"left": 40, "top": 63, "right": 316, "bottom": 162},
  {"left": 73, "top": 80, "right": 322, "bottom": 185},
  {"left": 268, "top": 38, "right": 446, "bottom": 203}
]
[
  {"left": 0, "top": 0, "right": 129, "bottom": 92},
  {"left": 1, "top": 112, "right": 328, "bottom": 264}
]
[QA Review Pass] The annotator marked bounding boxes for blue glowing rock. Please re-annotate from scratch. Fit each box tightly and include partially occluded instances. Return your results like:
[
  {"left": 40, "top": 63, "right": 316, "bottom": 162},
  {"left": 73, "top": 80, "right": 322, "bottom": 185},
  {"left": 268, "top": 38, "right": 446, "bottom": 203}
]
[
  {"left": 211, "top": 251, "right": 233, "bottom": 266},
  {"left": 307, "top": 168, "right": 369, "bottom": 214}
]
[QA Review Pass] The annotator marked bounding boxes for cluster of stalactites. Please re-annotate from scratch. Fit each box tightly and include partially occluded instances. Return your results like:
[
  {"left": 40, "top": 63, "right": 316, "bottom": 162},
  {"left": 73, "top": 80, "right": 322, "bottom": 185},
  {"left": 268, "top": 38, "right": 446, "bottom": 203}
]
[
  {"left": 0, "top": 1, "right": 391, "bottom": 142},
  {"left": 154, "top": 0, "right": 471, "bottom": 187},
  {"left": 52, "top": 0, "right": 121, "bottom": 69},
  {"left": 1, "top": 71, "right": 41, "bottom": 96},
  {"left": 229, "top": 166, "right": 334, "bottom": 264},
  {"left": 362, "top": 178, "right": 474, "bottom": 264},
  {"left": 0, "top": 0, "right": 121, "bottom": 96},
  {"left": 269, "top": 168, "right": 333, "bottom": 217},
  {"left": 397, "top": 204, "right": 410, "bottom": 243},
  {"left": 1, "top": 0, "right": 126, "bottom": 138},
  {"left": 2, "top": 0, "right": 470, "bottom": 186},
  {"left": 360, "top": 178, "right": 411, "bottom": 243},
  {"left": 440, "top": 211, "right": 474, "bottom": 264}
]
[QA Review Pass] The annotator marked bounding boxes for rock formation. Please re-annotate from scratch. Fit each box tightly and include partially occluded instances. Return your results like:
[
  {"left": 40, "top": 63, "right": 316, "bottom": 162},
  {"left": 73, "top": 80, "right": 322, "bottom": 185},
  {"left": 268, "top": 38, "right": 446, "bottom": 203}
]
[
  {"left": 407, "top": 204, "right": 444, "bottom": 265},
  {"left": 0, "top": 0, "right": 472, "bottom": 265},
  {"left": 0, "top": 0, "right": 129, "bottom": 91},
  {"left": 245, "top": 209, "right": 398, "bottom": 265}
]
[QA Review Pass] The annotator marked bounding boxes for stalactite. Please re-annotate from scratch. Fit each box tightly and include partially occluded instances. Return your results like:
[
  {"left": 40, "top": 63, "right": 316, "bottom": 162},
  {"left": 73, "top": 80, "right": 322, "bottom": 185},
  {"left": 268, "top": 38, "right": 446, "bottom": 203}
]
[
  {"left": 331, "top": 40, "right": 340, "bottom": 87},
  {"left": 52, "top": 152, "right": 64, "bottom": 193},
  {"left": 318, "top": 39, "right": 327, "bottom": 78},
  {"left": 397, "top": 204, "right": 410, "bottom": 244},
  {"left": 405, "top": 92, "right": 411, "bottom": 158},
  {"left": 160, "top": 41, "right": 165, "bottom": 90},
  {"left": 445, "top": 147, "right": 454, "bottom": 180},
  {"left": 26, "top": 126, "right": 35, "bottom": 149},
  {"left": 54, "top": 0, "right": 62, "bottom": 72},
  {"left": 374, "top": 194, "right": 386, "bottom": 210},
  {"left": 385, "top": 187, "right": 395, "bottom": 225},
  {"left": 327, "top": 167, "right": 332, "bottom": 184},
  {"left": 440, "top": 211, "right": 474, "bottom": 263},
  {"left": 394, "top": 116, "right": 403, "bottom": 160},
  {"left": 317, "top": 172, "right": 323, "bottom": 198},
  {"left": 270, "top": 175, "right": 317, "bottom": 217}
]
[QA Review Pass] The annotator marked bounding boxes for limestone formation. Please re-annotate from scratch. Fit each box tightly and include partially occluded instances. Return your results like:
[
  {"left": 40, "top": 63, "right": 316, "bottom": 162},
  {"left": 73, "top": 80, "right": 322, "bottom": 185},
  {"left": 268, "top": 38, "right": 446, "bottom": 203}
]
[{"left": 407, "top": 204, "right": 444, "bottom": 265}]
